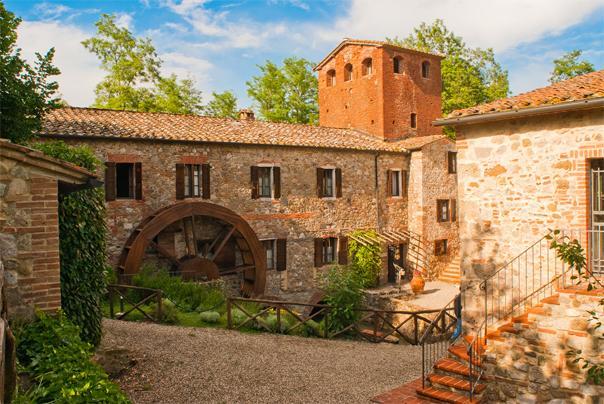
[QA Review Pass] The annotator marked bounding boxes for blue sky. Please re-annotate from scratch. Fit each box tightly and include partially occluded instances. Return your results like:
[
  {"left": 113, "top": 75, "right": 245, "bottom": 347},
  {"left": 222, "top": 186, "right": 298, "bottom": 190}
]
[{"left": 7, "top": 0, "right": 604, "bottom": 109}]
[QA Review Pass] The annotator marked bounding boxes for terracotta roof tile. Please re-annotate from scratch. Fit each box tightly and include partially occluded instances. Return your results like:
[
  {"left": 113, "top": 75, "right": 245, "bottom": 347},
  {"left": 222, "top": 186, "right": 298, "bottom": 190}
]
[
  {"left": 447, "top": 70, "right": 604, "bottom": 118},
  {"left": 41, "top": 107, "right": 411, "bottom": 153}
]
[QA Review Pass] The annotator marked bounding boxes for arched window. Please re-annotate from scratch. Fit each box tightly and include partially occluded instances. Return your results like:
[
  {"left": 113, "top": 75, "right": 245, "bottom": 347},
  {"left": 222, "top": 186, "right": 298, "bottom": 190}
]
[
  {"left": 410, "top": 113, "right": 417, "bottom": 129},
  {"left": 393, "top": 56, "right": 403, "bottom": 74},
  {"left": 344, "top": 63, "right": 353, "bottom": 82},
  {"left": 421, "top": 61, "right": 430, "bottom": 78},
  {"left": 326, "top": 69, "right": 336, "bottom": 87},
  {"left": 361, "top": 58, "right": 372, "bottom": 76}
]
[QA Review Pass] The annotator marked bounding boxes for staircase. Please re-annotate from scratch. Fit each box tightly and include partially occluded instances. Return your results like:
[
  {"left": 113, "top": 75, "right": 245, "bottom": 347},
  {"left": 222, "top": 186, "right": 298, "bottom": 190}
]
[{"left": 439, "top": 255, "right": 461, "bottom": 284}]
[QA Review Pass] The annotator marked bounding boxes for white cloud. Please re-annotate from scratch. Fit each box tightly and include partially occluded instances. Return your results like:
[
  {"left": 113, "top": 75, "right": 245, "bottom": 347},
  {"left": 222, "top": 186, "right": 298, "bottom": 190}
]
[
  {"left": 33, "top": 2, "right": 72, "bottom": 20},
  {"left": 17, "top": 21, "right": 104, "bottom": 107},
  {"left": 311, "top": 0, "right": 604, "bottom": 52},
  {"left": 267, "top": 0, "right": 310, "bottom": 11},
  {"left": 114, "top": 13, "right": 134, "bottom": 30},
  {"left": 161, "top": 52, "right": 213, "bottom": 93}
]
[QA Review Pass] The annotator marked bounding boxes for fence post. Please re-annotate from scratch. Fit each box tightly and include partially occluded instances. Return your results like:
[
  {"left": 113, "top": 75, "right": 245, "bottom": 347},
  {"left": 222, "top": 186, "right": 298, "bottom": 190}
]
[
  {"left": 119, "top": 286, "right": 125, "bottom": 314},
  {"left": 324, "top": 308, "right": 329, "bottom": 339},
  {"left": 413, "top": 314, "right": 419, "bottom": 345},
  {"left": 276, "top": 303, "right": 281, "bottom": 334},
  {"left": 109, "top": 286, "right": 115, "bottom": 319},
  {"left": 156, "top": 290, "right": 163, "bottom": 322},
  {"left": 226, "top": 298, "right": 232, "bottom": 329}
]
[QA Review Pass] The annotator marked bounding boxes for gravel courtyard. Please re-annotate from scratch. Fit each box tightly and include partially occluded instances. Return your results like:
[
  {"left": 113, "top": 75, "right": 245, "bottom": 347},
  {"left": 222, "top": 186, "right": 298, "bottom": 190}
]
[{"left": 101, "top": 319, "right": 423, "bottom": 403}]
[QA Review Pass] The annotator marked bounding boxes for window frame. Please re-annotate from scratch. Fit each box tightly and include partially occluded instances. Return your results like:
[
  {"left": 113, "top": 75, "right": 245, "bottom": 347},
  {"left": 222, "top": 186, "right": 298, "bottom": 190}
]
[
  {"left": 257, "top": 166, "right": 273, "bottom": 199},
  {"left": 410, "top": 113, "right": 417, "bottom": 129},
  {"left": 326, "top": 69, "right": 336, "bottom": 87},
  {"left": 393, "top": 56, "right": 403, "bottom": 74},
  {"left": 421, "top": 61, "right": 431, "bottom": 78},
  {"left": 437, "top": 199, "right": 450, "bottom": 222},
  {"left": 344, "top": 63, "right": 353, "bottom": 82},
  {"left": 435, "top": 239, "right": 448, "bottom": 256},
  {"left": 448, "top": 151, "right": 457, "bottom": 174},
  {"left": 322, "top": 237, "right": 338, "bottom": 265},
  {"left": 322, "top": 168, "right": 336, "bottom": 199},
  {"left": 389, "top": 169, "right": 402, "bottom": 197},
  {"left": 251, "top": 164, "right": 281, "bottom": 200},
  {"left": 115, "top": 162, "right": 135, "bottom": 199},
  {"left": 262, "top": 239, "right": 277, "bottom": 270},
  {"left": 183, "top": 164, "right": 203, "bottom": 198},
  {"left": 361, "top": 58, "right": 373, "bottom": 76}
]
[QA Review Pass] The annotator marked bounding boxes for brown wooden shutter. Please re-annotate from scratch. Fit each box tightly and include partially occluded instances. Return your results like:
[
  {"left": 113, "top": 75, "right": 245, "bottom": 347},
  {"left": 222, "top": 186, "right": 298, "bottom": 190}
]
[
  {"left": 250, "top": 166, "right": 259, "bottom": 199},
  {"left": 134, "top": 162, "right": 143, "bottom": 200},
  {"left": 314, "top": 238, "right": 323, "bottom": 267},
  {"left": 316, "top": 168, "right": 324, "bottom": 198},
  {"left": 335, "top": 168, "right": 342, "bottom": 198},
  {"left": 451, "top": 199, "right": 457, "bottom": 222},
  {"left": 175, "top": 164, "right": 185, "bottom": 200},
  {"left": 386, "top": 170, "right": 392, "bottom": 196},
  {"left": 104, "top": 162, "right": 116, "bottom": 201},
  {"left": 402, "top": 170, "right": 408, "bottom": 196},
  {"left": 202, "top": 164, "right": 211, "bottom": 199},
  {"left": 276, "top": 238, "right": 287, "bottom": 271},
  {"left": 273, "top": 166, "right": 281, "bottom": 199},
  {"left": 338, "top": 236, "right": 348, "bottom": 265}
]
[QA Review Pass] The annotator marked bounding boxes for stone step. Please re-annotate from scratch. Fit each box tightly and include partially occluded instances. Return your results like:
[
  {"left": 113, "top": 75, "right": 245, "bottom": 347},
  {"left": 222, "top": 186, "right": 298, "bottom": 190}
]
[
  {"left": 416, "top": 386, "right": 478, "bottom": 404},
  {"left": 428, "top": 374, "right": 486, "bottom": 395}
]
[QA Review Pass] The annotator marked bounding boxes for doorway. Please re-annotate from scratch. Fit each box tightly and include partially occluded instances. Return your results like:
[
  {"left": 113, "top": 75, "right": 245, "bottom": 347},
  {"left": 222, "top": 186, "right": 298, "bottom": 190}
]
[{"left": 387, "top": 243, "right": 408, "bottom": 283}]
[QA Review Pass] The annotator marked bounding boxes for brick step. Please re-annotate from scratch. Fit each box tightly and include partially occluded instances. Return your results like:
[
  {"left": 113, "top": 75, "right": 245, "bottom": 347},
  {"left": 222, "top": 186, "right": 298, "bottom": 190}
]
[
  {"left": 428, "top": 374, "right": 486, "bottom": 395},
  {"left": 448, "top": 344, "right": 482, "bottom": 367},
  {"left": 434, "top": 358, "right": 481, "bottom": 379},
  {"left": 416, "top": 387, "right": 477, "bottom": 404}
]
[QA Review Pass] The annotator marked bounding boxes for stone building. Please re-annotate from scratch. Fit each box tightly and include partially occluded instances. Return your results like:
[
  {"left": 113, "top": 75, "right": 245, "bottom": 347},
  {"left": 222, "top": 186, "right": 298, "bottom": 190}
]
[
  {"left": 0, "top": 140, "right": 96, "bottom": 318},
  {"left": 38, "top": 39, "right": 459, "bottom": 298}
]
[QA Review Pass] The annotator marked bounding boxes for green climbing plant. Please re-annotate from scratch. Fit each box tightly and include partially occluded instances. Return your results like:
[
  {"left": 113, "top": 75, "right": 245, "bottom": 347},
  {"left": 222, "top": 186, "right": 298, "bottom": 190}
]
[
  {"left": 547, "top": 230, "right": 604, "bottom": 385},
  {"left": 33, "top": 141, "right": 108, "bottom": 346},
  {"left": 348, "top": 230, "right": 382, "bottom": 287}
]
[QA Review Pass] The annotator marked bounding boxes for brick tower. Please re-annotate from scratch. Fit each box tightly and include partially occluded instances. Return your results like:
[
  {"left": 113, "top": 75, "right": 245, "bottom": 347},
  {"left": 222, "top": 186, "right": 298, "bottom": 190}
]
[{"left": 314, "top": 39, "right": 443, "bottom": 140}]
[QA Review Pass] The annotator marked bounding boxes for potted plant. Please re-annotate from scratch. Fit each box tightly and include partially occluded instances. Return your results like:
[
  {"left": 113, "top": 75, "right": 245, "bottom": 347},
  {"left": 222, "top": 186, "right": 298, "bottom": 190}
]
[{"left": 410, "top": 270, "right": 425, "bottom": 294}]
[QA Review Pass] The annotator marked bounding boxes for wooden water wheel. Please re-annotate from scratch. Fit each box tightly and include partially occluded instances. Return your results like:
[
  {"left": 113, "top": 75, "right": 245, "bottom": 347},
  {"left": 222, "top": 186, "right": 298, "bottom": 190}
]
[{"left": 116, "top": 201, "right": 266, "bottom": 296}]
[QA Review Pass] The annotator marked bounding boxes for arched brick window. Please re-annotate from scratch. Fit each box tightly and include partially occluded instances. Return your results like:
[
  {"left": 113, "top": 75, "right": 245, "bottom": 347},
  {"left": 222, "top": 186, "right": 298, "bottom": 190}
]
[
  {"left": 421, "top": 61, "right": 430, "bottom": 78},
  {"left": 361, "top": 58, "right": 372, "bottom": 76},
  {"left": 393, "top": 56, "right": 403, "bottom": 74},
  {"left": 326, "top": 69, "right": 336, "bottom": 87},
  {"left": 344, "top": 63, "right": 353, "bottom": 81}
]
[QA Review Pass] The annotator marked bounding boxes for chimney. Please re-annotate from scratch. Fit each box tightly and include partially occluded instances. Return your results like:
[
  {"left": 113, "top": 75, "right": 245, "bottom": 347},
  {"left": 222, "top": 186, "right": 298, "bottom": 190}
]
[{"left": 239, "top": 108, "right": 255, "bottom": 121}]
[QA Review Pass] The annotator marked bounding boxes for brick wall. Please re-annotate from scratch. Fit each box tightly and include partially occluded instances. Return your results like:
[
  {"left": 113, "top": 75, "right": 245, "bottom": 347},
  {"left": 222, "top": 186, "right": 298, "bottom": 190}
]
[{"left": 317, "top": 43, "right": 442, "bottom": 140}]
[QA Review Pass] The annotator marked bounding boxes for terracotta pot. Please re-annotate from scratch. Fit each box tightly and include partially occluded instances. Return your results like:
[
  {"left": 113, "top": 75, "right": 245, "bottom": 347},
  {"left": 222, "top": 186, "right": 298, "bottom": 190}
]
[{"left": 410, "top": 273, "right": 425, "bottom": 294}]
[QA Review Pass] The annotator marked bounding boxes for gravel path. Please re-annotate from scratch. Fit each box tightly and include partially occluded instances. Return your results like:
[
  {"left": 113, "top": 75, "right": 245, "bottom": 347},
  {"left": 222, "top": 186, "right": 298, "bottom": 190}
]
[{"left": 101, "top": 319, "right": 422, "bottom": 403}]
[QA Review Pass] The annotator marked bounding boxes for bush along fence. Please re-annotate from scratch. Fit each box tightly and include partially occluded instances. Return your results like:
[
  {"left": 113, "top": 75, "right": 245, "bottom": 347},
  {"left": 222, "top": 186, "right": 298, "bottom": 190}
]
[
  {"left": 107, "top": 284, "right": 163, "bottom": 322},
  {"left": 226, "top": 296, "right": 455, "bottom": 344}
]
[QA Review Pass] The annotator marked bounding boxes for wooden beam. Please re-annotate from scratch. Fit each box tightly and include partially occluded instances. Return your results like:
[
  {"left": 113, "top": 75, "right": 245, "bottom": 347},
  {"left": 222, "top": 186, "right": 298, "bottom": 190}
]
[{"left": 212, "top": 226, "right": 236, "bottom": 261}]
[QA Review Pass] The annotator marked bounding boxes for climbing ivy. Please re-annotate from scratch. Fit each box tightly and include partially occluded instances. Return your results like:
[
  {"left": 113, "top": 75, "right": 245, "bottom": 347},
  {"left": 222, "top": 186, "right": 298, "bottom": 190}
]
[
  {"left": 348, "top": 230, "right": 382, "bottom": 287},
  {"left": 33, "top": 141, "right": 108, "bottom": 346}
]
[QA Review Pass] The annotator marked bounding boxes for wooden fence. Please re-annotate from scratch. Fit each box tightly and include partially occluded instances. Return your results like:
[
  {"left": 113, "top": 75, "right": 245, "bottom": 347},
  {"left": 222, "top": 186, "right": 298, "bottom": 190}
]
[
  {"left": 227, "top": 297, "right": 455, "bottom": 345},
  {"left": 107, "top": 284, "right": 163, "bottom": 322}
]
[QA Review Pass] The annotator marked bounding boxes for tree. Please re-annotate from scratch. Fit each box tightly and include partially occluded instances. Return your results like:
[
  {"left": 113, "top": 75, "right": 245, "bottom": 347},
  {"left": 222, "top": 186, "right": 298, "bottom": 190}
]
[
  {"left": 83, "top": 14, "right": 202, "bottom": 114},
  {"left": 549, "top": 50, "right": 595, "bottom": 83},
  {"left": 204, "top": 90, "right": 238, "bottom": 119},
  {"left": 387, "top": 19, "right": 509, "bottom": 116},
  {"left": 0, "top": 2, "right": 60, "bottom": 144},
  {"left": 246, "top": 57, "right": 318, "bottom": 124}
]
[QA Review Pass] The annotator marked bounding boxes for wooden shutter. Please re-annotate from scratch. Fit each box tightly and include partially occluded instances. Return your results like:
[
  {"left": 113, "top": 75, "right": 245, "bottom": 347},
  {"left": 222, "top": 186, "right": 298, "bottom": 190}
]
[
  {"left": 402, "top": 170, "right": 408, "bottom": 196},
  {"left": 386, "top": 170, "right": 392, "bottom": 196},
  {"left": 104, "top": 162, "right": 116, "bottom": 201},
  {"left": 451, "top": 199, "right": 457, "bottom": 222},
  {"left": 338, "top": 236, "right": 348, "bottom": 265},
  {"left": 175, "top": 164, "right": 185, "bottom": 200},
  {"left": 273, "top": 166, "right": 281, "bottom": 199},
  {"left": 134, "top": 162, "right": 143, "bottom": 200},
  {"left": 250, "top": 166, "right": 259, "bottom": 199},
  {"left": 276, "top": 238, "right": 287, "bottom": 271},
  {"left": 316, "top": 168, "right": 324, "bottom": 198},
  {"left": 335, "top": 168, "right": 342, "bottom": 198},
  {"left": 314, "top": 238, "right": 323, "bottom": 267},
  {"left": 202, "top": 164, "right": 211, "bottom": 199}
]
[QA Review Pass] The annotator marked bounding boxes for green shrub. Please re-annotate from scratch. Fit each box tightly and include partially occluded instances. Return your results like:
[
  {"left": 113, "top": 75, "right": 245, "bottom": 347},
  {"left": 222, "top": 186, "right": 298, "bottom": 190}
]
[
  {"left": 230, "top": 308, "right": 248, "bottom": 326},
  {"left": 348, "top": 230, "right": 382, "bottom": 287},
  {"left": 322, "top": 265, "right": 364, "bottom": 333},
  {"left": 199, "top": 311, "right": 220, "bottom": 323},
  {"left": 132, "top": 264, "right": 225, "bottom": 312},
  {"left": 33, "top": 141, "right": 108, "bottom": 346},
  {"left": 16, "top": 311, "right": 129, "bottom": 403},
  {"left": 148, "top": 299, "right": 179, "bottom": 324}
]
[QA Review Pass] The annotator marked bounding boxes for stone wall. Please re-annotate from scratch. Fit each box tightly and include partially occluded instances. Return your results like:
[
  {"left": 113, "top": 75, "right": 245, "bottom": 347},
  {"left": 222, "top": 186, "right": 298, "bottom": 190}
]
[{"left": 60, "top": 138, "right": 412, "bottom": 295}]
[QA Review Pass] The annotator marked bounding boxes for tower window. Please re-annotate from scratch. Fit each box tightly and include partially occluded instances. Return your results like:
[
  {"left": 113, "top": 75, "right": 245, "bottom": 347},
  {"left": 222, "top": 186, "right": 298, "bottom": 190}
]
[
  {"left": 422, "top": 61, "right": 430, "bottom": 78},
  {"left": 361, "top": 58, "right": 372, "bottom": 76},
  {"left": 326, "top": 69, "right": 336, "bottom": 87},
  {"left": 344, "top": 63, "right": 353, "bottom": 81},
  {"left": 410, "top": 113, "right": 417, "bottom": 129},
  {"left": 393, "top": 56, "right": 403, "bottom": 74}
]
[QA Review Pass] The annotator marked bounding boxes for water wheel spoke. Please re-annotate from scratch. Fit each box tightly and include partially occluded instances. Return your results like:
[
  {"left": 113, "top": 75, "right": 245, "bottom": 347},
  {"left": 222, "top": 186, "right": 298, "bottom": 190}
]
[
  {"left": 211, "top": 226, "right": 236, "bottom": 261},
  {"left": 189, "top": 216, "right": 199, "bottom": 255},
  {"left": 149, "top": 240, "right": 180, "bottom": 266}
]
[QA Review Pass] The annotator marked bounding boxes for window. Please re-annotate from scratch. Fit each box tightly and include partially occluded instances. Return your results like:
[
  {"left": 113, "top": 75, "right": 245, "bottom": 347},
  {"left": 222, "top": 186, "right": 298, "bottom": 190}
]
[
  {"left": 326, "top": 69, "right": 336, "bottom": 87},
  {"left": 176, "top": 163, "right": 210, "bottom": 200},
  {"left": 448, "top": 151, "right": 457, "bottom": 174},
  {"left": 263, "top": 239, "right": 286, "bottom": 271},
  {"left": 263, "top": 240, "right": 276, "bottom": 270},
  {"left": 344, "top": 63, "right": 353, "bottom": 81},
  {"left": 314, "top": 236, "right": 348, "bottom": 267},
  {"left": 105, "top": 162, "right": 142, "bottom": 201},
  {"left": 437, "top": 199, "right": 450, "bottom": 222},
  {"left": 410, "top": 113, "right": 417, "bottom": 129},
  {"left": 362, "top": 58, "right": 372, "bottom": 76},
  {"left": 422, "top": 61, "right": 430, "bottom": 78},
  {"left": 317, "top": 167, "right": 342, "bottom": 198},
  {"left": 251, "top": 165, "right": 281, "bottom": 199},
  {"left": 435, "top": 239, "right": 448, "bottom": 256},
  {"left": 387, "top": 169, "right": 404, "bottom": 197},
  {"left": 393, "top": 56, "right": 402, "bottom": 74}
]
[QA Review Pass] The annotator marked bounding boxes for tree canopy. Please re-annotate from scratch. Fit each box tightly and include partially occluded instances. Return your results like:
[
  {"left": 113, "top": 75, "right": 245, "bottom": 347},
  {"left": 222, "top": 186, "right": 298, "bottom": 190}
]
[
  {"left": 246, "top": 57, "right": 318, "bottom": 124},
  {"left": 388, "top": 19, "right": 509, "bottom": 116},
  {"left": 83, "top": 14, "right": 203, "bottom": 114},
  {"left": 0, "top": 2, "right": 60, "bottom": 144},
  {"left": 549, "top": 50, "right": 595, "bottom": 83},
  {"left": 204, "top": 90, "right": 238, "bottom": 119}
]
